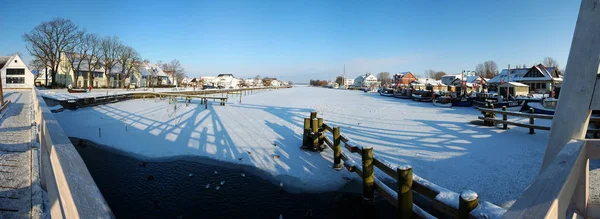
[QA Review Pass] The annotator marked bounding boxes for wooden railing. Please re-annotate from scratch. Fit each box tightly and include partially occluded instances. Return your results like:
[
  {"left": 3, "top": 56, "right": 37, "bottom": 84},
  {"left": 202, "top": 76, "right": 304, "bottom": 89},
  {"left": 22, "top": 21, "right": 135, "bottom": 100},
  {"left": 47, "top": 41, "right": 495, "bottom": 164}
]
[
  {"left": 503, "top": 139, "right": 600, "bottom": 218},
  {"left": 302, "top": 112, "right": 506, "bottom": 219},
  {"left": 477, "top": 106, "right": 600, "bottom": 136},
  {"left": 32, "top": 88, "right": 114, "bottom": 218}
]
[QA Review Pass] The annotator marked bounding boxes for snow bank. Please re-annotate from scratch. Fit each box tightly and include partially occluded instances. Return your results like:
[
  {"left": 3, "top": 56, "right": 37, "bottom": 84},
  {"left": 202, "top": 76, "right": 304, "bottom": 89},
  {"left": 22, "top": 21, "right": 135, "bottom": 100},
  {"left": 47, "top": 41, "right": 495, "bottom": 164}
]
[{"left": 51, "top": 86, "right": 550, "bottom": 208}]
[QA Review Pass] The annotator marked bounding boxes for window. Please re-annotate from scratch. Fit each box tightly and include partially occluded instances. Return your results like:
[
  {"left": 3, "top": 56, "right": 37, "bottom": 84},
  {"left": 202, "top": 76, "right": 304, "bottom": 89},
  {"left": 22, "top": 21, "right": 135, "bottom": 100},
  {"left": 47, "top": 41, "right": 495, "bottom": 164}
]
[
  {"left": 6, "top": 77, "right": 24, "bottom": 84},
  {"left": 542, "top": 83, "right": 547, "bottom": 89},
  {"left": 6, "top": 69, "right": 24, "bottom": 75},
  {"left": 93, "top": 72, "right": 103, "bottom": 78}
]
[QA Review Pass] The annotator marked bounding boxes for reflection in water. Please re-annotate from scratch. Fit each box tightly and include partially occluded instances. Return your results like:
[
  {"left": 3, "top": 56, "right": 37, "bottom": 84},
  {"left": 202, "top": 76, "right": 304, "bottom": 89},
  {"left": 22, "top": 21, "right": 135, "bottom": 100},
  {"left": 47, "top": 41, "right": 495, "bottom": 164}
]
[{"left": 72, "top": 138, "right": 396, "bottom": 219}]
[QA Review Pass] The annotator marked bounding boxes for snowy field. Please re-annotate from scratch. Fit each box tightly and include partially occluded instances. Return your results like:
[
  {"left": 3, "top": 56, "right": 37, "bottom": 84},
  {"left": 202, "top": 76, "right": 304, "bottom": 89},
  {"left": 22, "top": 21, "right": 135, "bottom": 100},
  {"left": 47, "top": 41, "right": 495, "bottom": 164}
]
[{"left": 51, "top": 86, "right": 552, "bottom": 208}]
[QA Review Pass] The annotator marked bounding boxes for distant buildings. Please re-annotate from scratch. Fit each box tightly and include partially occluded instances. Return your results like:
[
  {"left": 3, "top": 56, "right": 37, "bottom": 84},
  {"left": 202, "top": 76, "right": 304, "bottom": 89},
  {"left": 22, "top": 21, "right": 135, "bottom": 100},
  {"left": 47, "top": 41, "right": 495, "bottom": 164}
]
[
  {"left": 353, "top": 73, "right": 380, "bottom": 88},
  {"left": 0, "top": 54, "right": 34, "bottom": 88}
]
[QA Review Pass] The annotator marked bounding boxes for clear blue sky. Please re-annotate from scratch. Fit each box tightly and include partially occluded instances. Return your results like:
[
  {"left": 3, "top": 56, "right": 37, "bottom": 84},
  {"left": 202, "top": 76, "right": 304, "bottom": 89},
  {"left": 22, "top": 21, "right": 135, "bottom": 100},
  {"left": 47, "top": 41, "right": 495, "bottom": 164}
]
[{"left": 0, "top": 0, "right": 581, "bottom": 82}]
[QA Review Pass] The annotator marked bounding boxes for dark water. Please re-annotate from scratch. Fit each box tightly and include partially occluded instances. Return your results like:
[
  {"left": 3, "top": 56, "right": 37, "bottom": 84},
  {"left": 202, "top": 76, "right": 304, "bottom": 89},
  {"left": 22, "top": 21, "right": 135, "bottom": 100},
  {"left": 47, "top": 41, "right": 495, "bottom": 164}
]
[{"left": 71, "top": 138, "right": 396, "bottom": 219}]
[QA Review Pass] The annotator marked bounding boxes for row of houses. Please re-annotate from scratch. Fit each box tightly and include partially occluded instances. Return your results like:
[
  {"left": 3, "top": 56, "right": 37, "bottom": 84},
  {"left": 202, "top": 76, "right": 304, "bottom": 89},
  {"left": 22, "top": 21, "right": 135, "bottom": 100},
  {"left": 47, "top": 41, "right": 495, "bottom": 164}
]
[
  {"left": 180, "top": 74, "right": 289, "bottom": 89},
  {"left": 342, "top": 64, "right": 562, "bottom": 94},
  {"left": 34, "top": 52, "right": 175, "bottom": 88}
]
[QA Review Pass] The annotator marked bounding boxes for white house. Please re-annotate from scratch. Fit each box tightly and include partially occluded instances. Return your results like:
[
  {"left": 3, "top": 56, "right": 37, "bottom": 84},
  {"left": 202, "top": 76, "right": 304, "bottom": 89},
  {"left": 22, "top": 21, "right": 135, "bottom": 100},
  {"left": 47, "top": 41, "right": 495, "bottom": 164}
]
[
  {"left": 138, "top": 62, "right": 169, "bottom": 87},
  {"left": 0, "top": 54, "right": 34, "bottom": 89},
  {"left": 353, "top": 73, "right": 380, "bottom": 88},
  {"left": 215, "top": 74, "right": 240, "bottom": 88},
  {"left": 343, "top": 78, "right": 354, "bottom": 87},
  {"left": 270, "top": 80, "right": 281, "bottom": 87},
  {"left": 488, "top": 64, "right": 562, "bottom": 93}
]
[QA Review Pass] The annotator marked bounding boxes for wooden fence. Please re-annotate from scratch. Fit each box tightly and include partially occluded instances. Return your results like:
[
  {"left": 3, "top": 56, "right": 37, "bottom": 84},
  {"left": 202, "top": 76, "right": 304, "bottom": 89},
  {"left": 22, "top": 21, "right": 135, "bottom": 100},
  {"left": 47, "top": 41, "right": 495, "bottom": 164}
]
[
  {"left": 477, "top": 106, "right": 600, "bottom": 136},
  {"left": 302, "top": 111, "right": 505, "bottom": 219}
]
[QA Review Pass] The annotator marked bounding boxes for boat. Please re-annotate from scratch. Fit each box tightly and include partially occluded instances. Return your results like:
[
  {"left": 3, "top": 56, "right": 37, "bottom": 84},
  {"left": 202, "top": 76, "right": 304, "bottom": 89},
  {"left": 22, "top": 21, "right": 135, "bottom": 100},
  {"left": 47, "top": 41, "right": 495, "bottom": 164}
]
[
  {"left": 411, "top": 90, "right": 433, "bottom": 102},
  {"left": 363, "top": 87, "right": 378, "bottom": 93},
  {"left": 451, "top": 93, "right": 473, "bottom": 107},
  {"left": 379, "top": 88, "right": 394, "bottom": 97},
  {"left": 432, "top": 94, "right": 452, "bottom": 107},
  {"left": 394, "top": 88, "right": 412, "bottom": 99},
  {"left": 472, "top": 93, "right": 523, "bottom": 109},
  {"left": 67, "top": 85, "right": 87, "bottom": 93},
  {"left": 522, "top": 98, "right": 557, "bottom": 115}
]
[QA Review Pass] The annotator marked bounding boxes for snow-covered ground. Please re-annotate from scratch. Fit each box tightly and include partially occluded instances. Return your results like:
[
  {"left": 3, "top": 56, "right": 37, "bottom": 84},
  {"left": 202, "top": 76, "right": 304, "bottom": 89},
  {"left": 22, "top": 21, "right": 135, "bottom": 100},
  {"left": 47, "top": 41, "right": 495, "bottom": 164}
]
[{"left": 51, "top": 86, "right": 551, "bottom": 208}]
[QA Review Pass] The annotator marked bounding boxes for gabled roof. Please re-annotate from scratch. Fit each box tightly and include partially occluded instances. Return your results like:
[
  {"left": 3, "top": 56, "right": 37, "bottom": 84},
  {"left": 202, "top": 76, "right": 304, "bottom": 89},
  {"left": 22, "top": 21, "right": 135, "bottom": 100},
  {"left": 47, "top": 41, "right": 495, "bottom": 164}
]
[
  {"left": 138, "top": 63, "right": 167, "bottom": 77},
  {"left": 489, "top": 64, "right": 562, "bottom": 83}
]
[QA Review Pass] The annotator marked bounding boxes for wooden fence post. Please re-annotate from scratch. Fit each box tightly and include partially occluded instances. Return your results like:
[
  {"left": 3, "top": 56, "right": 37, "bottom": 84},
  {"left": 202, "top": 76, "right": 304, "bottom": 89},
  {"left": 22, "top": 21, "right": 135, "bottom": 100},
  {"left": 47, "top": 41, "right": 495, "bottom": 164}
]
[
  {"left": 333, "top": 126, "right": 342, "bottom": 169},
  {"left": 362, "top": 147, "right": 374, "bottom": 203},
  {"left": 458, "top": 190, "right": 478, "bottom": 219},
  {"left": 205, "top": 98, "right": 208, "bottom": 109},
  {"left": 303, "top": 118, "right": 311, "bottom": 148},
  {"left": 490, "top": 104, "right": 495, "bottom": 126},
  {"left": 311, "top": 118, "right": 319, "bottom": 150},
  {"left": 529, "top": 108, "right": 535, "bottom": 134},
  {"left": 397, "top": 165, "right": 413, "bottom": 219},
  {"left": 317, "top": 118, "right": 323, "bottom": 130},
  {"left": 502, "top": 106, "right": 507, "bottom": 129}
]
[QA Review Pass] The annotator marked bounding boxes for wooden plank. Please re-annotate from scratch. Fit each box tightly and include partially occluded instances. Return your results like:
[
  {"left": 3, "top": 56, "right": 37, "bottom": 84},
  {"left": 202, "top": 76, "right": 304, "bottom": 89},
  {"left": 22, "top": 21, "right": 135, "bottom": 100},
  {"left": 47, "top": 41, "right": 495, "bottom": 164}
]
[
  {"left": 478, "top": 116, "right": 551, "bottom": 130},
  {"left": 477, "top": 108, "right": 554, "bottom": 120},
  {"left": 542, "top": 0, "right": 600, "bottom": 172},
  {"left": 503, "top": 140, "right": 586, "bottom": 218},
  {"left": 478, "top": 116, "right": 600, "bottom": 134}
]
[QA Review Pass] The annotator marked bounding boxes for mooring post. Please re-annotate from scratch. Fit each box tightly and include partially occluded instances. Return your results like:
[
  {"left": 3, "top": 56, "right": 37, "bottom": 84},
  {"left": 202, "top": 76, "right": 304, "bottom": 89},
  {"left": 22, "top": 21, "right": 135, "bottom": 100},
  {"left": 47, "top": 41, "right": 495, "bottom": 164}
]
[
  {"left": 502, "top": 106, "right": 508, "bottom": 129},
  {"left": 362, "top": 147, "right": 374, "bottom": 203},
  {"left": 239, "top": 93, "right": 242, "bottom": 104},
  {"left": 490, "top": 104, "right": 495, "bottom": 126},
  {"left": 311, "top": 118, "right": 319, "bottom": 150},
  {"left": 398, "top": 165, "right": 413, "bottom": 219},
  {"left": 529, "top": 108, "right": 535, "bottom": 134},
  {"left": 458, "top": 191, "right": 479, "bottom": 219},
  {"left": 303, "top": 118, "right": 311, "bottom": 148},
  {"left": 333, "top": 126, "right": 342, "bottom": 169},
  {"left": 99, "top": 128, "right": 102, "bottom": 137},
  {"left": 205, "top": 98, "right": 208, "bottom": 109}
]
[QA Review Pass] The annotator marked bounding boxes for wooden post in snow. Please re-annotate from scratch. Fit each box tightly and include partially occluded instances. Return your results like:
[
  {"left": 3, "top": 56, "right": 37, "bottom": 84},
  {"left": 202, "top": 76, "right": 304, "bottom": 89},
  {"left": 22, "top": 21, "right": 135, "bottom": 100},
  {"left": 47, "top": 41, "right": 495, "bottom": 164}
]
[
  {"left": 311, "top": 118, "right": 319, "bottom": 150},
  {"left": 302, "top": 118, "right": 311, "bottom": 148},
  {"left": 529, "top": 108, "right": 535, "bottom": 134},
  {"left": 502, "top": 106, "right": 508, "bottom": 129},
  {"left": 542, "top": 0, "right": 600, "bottom": 172},
  {"left": 362, "top": 147, "right": 374, "bottom": 203},
  {"left": 397, "top": 165, "right": 413, "bottom": 219},
  {"left": 458, "top": 191, "right": 478, "bottom": 219},
  {"left": 333, "top": 126, "right": 342, "bottom": 169}
]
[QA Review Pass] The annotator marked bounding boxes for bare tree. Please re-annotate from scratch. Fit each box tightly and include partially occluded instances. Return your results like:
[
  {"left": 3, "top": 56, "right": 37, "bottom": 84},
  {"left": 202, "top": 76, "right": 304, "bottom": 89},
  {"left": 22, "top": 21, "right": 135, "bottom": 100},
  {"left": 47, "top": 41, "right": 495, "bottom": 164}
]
[
  {"left": 543, "top": 57, "right": 559, "bottom": 68},
  {"left": 335, "top": 76, "right": 343, "bottom": 85},
  {"left": 82, "top": 34, "right": 102, "bottom": 88},
  {"left": 424, "top": 69, "right": 436, "bottom": 78},
  {"left": 475, "top": 61, "right": 499, "bottom": 78},
  {"left": 376, "top": 72, "right": 391, "bottom": 85},
  {"left": 117, "top": 45, "right": 142, "bottom": 88},
  {"left": 23, "top": 18, "right": 83, "bottom": 87},
  {"left": 29, "top": 59, "right": 46, "bottom": 81},
  {"left": 433, "top": 71, "right": 446, "bottom": 80},
  {"left": 163, "top": 59, "right": 185, "bottom": 86},
  {"left": 100, "top": 36, "right": 122, "bottom": 87},
  {"left": 63, "top": 31, "right": 92, "bottom": 87}
]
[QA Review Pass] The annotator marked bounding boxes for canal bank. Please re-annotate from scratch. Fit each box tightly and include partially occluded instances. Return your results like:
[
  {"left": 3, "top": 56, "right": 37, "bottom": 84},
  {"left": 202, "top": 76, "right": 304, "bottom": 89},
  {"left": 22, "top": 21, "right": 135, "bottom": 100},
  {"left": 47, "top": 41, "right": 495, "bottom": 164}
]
[{"left": 71, "top": 137, "right": 396, "bottom": 218}]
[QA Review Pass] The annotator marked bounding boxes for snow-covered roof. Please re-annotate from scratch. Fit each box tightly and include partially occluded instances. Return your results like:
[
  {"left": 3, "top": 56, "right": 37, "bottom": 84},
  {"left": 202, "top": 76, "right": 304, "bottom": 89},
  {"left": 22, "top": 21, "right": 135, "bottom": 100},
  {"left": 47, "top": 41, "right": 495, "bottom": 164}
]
[
  {"left": 489, "top": 64, "right": 561, "bottom": 83},
  {"left": 138, "top": 63, "right": 167, "bottom": 77},
  {"left": 498, "top": 82, "right": 529, "bottom": 87}
]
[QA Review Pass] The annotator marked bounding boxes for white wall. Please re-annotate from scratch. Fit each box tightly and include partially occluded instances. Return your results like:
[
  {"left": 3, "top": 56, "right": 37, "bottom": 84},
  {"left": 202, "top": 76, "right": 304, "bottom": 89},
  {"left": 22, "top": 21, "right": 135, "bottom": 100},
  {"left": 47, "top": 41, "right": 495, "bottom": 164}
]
[{"left": 1, "top": 55, "right": 34, "bottom": 89}]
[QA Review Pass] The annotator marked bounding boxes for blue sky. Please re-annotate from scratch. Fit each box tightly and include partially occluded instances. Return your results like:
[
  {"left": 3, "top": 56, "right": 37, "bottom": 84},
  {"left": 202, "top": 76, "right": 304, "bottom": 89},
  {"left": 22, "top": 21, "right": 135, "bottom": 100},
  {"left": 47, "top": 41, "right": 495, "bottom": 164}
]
[{"left": 0, "top": 0, "right": 580, "bottom": 82}]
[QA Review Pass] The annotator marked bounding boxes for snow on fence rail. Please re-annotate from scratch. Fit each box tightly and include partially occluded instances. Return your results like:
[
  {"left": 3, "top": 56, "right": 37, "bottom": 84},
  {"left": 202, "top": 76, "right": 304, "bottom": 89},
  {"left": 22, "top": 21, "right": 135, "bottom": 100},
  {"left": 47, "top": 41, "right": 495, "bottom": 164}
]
[
  {"left": 32, "top": 88, "right": 113, "bottom": 218},
  {"left": 477, "top": 106, "right": 600, "bottom": 136},
  {"left": 302, "top": 111, "right": 506, "bottom": 219}
]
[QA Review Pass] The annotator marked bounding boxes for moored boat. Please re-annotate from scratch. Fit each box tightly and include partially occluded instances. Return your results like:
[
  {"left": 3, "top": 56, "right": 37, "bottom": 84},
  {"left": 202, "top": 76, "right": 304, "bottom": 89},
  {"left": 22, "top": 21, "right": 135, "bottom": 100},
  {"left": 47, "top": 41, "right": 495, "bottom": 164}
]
[
  {"left": 394, "top": 88, "right": 412, "bottom": 99},
  {"left": 433, "top": 95, "right": 452, "bottom": 107},
  {"left": 379, "top": 88, "right": 394, "bottom": 96},
  {"left": 522, "top": 98, "right": 557, "bottom": 115},
  {"left": 412, "top": 90, "right": 433, "bottom": 102},
  {"left": 67, "top": 88, "right": 87, "bottom": 93},
  {"left": 472, "top": 93, "right": 523, "bottom": 109}
]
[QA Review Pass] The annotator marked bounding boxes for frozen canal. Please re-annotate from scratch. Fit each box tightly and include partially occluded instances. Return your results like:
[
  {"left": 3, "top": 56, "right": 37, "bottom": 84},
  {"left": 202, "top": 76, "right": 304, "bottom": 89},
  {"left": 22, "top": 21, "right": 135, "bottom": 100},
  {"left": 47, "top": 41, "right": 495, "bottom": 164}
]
[{"left": 50, "top": 86, "right": 552, "bottom": 208}]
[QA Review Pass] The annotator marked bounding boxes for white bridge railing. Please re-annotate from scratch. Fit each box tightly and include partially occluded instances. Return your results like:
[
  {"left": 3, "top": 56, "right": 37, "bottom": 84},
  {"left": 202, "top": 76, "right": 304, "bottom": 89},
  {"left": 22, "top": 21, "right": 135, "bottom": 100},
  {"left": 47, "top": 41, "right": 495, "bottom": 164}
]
[
  {"left": 503, "top": 139, "right": 600, "bottom": 218},
  {"left": 32, "top": 88, "right": 113, "bottom": 219}
]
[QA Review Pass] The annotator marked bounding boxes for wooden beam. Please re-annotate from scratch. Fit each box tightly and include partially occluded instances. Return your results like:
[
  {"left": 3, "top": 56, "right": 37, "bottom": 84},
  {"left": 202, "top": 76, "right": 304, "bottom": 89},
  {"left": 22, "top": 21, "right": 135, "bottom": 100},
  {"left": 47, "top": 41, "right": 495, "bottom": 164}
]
[
  {"left": 542, "top": 0, "right": 600, "bottom": 172},
  {"left": 503, "top": 140, "right": 586, "bottom": 218}
]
